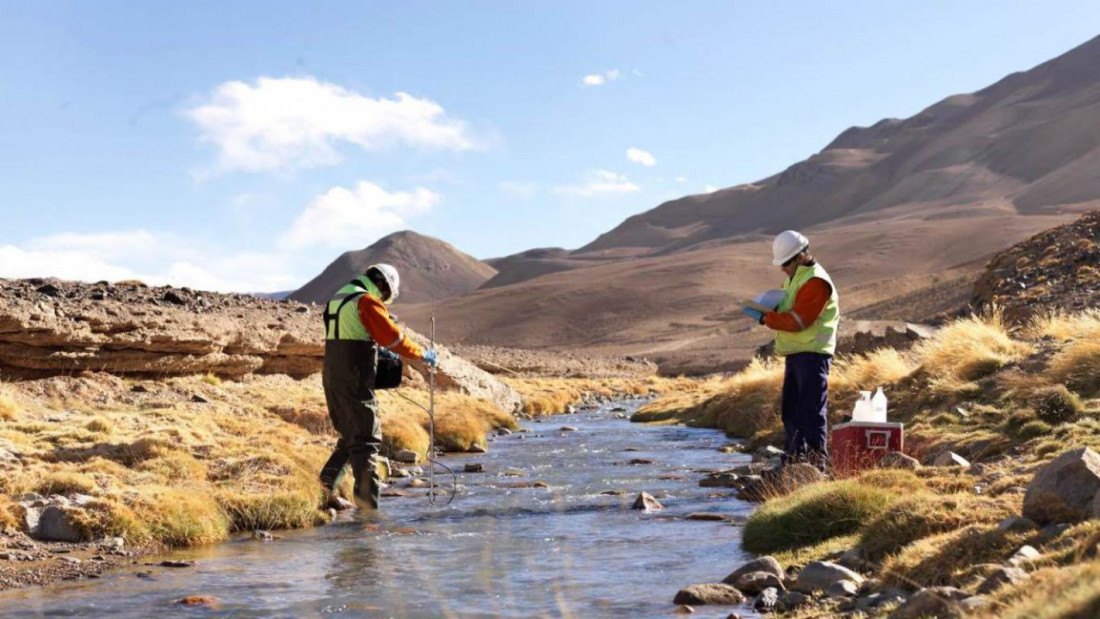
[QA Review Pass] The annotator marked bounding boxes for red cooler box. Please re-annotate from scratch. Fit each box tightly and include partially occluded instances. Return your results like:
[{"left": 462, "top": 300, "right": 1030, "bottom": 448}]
[{"left": 831, "top": 421, "right": 904, "bottom": 474}]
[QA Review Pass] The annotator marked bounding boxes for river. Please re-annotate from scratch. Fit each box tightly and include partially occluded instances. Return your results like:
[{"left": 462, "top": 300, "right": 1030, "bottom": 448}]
[{"left": 0, "top": 398, "right": 760, "bottom": 618}]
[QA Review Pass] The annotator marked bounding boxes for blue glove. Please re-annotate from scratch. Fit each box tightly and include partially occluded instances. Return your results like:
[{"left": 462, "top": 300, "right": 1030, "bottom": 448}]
[
  {"left": 380, "top": 349, "right": 399, "bottom": 361},
  {"left": 422, "top": 349, "right": 439, "bottom": 368},
  {"left": 742, "top": 307, "right": 765, "bottom": 324}
]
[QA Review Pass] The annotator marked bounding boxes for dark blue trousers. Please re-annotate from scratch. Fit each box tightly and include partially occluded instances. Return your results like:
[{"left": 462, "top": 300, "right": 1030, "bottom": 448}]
[{"left": 781, "top": 352, "right": 832, "bottom": 467}]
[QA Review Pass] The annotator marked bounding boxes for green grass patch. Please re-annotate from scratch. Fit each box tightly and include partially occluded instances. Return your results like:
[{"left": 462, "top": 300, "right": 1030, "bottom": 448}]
[{"left": 743, "top": 480, "right": 895, "bottom": 553}]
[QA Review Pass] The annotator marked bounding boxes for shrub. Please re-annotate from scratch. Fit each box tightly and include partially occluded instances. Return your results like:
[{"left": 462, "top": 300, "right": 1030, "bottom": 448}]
[
  {"left": 834, "top": 348, "right": 916, "bottom": 393},
  {"left": 1016, "top": 419, "right": 1054, "bottom": 440},
  {"left": 914, "top": 311, "right": 1031, "bottom": 385},
  {"left": 1033, "top": 385, "right": 1085, "bottom": 424},
  {"left": 85, "top": 416, "right": 115, "bottom": 434},
  {"left": 1049, "top": 341, "right": 1100, "bottom": 399},
  {"left": 200, "top": 373, "right": 222, "bottom": 387},
  {"left": 743, "top": 480, "right": 895, "bottom": 553}
]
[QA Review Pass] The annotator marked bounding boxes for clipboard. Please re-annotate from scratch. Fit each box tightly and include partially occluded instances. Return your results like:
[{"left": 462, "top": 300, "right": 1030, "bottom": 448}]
[
  {"left": 738, "top": 299, "right": 775, "bottom": 313},
  {"left": 739, "top": 289, "right": 786, "bottom": 314}
]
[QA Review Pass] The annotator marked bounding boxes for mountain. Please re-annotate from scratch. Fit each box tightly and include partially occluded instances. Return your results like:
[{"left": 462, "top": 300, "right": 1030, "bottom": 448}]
[
  {"left": 289, "top": 231, "right": 497, "bottom": 305},
  {"left": 398, "top": 35, "right": 1100, "bottom": 373}
]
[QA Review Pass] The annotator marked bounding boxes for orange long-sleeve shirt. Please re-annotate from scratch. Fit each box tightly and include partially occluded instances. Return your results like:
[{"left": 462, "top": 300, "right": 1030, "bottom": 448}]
[
  {"left": 356, "top": 295, "right": 424, "bottom": 359},
  {"left": 764, "top": 278, "right": 832, "bottom": 333}
]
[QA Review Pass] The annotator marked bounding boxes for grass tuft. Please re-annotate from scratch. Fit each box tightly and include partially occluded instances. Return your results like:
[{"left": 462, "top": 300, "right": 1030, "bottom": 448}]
[
  {"left": 859, "top": 493, "right": 1017, "bottom": 560},
  {"left": 1033, "top": 385, "right": 1085, "bottom": 424},
  {"left": 0, "top": 389, "right": 20, "bottom": 421},
  {"left": 914, "top": 310, "right": 1031, "bottom": 388},
  {"left": 742, "top": 480, "right": 895, "bottom": 553},
  {"left": 34, "top": 470, "right": 98, "bottom": 496}
]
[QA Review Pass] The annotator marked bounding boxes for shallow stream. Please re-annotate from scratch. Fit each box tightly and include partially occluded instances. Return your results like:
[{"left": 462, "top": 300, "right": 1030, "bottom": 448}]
[{"left": 1, "top": 399, "right": 761, "bottom": 618}]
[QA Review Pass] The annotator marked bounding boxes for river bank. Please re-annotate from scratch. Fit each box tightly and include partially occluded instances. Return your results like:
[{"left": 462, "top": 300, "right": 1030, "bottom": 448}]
[
  {"left": 1, "top": 397, "right": 760, "bottom": 617},
  {"left": 0, "top": 365, "right": 698, "bottom": 593},
  {"left": 637, "top": 309, "right": 1100, "bottom": 617}
]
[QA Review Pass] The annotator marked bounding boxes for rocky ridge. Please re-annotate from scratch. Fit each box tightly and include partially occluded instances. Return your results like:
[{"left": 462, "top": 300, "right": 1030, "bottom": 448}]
[
  {"left": 972, "top": 210, "right": 1100, "bottom": 322},
  {"left": 0, "top": 278, "right": 520, "bottom": 413}
]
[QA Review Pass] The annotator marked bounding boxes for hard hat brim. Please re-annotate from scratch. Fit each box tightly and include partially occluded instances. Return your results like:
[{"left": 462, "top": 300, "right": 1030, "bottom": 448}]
[{"left": 772, "top": 245, "right": 808, "bottom": 266}]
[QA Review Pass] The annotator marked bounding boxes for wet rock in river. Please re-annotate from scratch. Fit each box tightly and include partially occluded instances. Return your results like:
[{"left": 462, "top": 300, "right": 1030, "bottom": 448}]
[
  {"left": 752, "top": 445, "right": 784, "bottom": 463},
  {"left": 628, "top": 458, "right": 654, "bottom": 465},
  {"left": 685, "top": 513, "right": 727, "bottom": 522},
  {"left": 732, "top": 571, "right": 785, "bottom": 595},
  {"left": 252, "top": 530, "right": 274, "bottom": 542},
  {"left": 160, "top": 560, "right": 195, "bottom": 568},
  {"left": 672, "top": 583, "right": 745, "bottom": 605},
  {"left": 559, "top": 426, "right": 578, "bottom": 432},
  {"left": 392, "top": 449, "right": 419, "bottom": 463},
  {"left": 753, "top": 587, "right": 779, "bottom": 612},
  {"left": 631, "top": 492, "right": 663, "bottom": 511},
  {"left": 723, "top": 556, "right": 785, "bottom": 583},
  {"left": 175, "top": 595, "right": 220, "bottom": 608},
  {"left": 463, "top": 463, "right": 485, "bottom": 473}
]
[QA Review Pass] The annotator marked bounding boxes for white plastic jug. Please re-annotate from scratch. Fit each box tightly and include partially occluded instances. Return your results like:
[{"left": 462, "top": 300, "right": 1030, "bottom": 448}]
[
  {"left": 871, "top": 387, "right": 888, "bottom": 421},
  {"left": 851, "top": 390, "right": 887, "bottom": 423}
]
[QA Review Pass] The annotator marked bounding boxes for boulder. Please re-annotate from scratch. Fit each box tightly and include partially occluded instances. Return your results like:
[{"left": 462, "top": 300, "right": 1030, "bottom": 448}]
[
  {"left": 672, "top": 584, "right": 745, "bottom": 605},
  {"left": 753, "top": 587, "right": 779, "bottom": 613},
  {"left": 880, "top": 452, "right": 920, "bottom": 471},
  {"left": 960, "top": 596, "right": 991, "bottom": 612},
  {"left": 392, "top": 449, "right": 419, "bottom": 464},
  {"left": 1008, "top": 545, "right": 1040, "bottom": 566},
  {"left": 837, "top": 547, "right": 867, "bottom": 571},
  {"left": 631, "top": 492, "right": 663, "bottom": 511},
  {"left": 1094, "top": 488, "right": 1100, "bottom": 519},
  {"left": 857, "top": 591, "right": 907, "bottom": 612},
  {"left": 753, "top": 446, "right": 785, "bottom": 463},
  {"left": 723, "top": 556, "right": 785, "bottom": 584},
  {"left": 776, "top": 591, "right": 811, "bottom": 612},
  {"left": 21, "top": 506, "right": 43, "bottom": 535},
  {"left": 1022, "top": 447, "right": 1100, "bottom": 525},
  {"left": 792, "top": 561, "right": 863, "bottom": 594},
  {"left": 888, "top": 587, "right": 968, "bottom": 619},
  {"left": 732, "top": 571, "right": 785, "bottom": 596},
  {"left": 976, "top": 566, "right": 1029, "bottom": 594},
  {"left": 36, "top": 506, "right": 81, "bottom": 542},
  {"left": 996, "top": 516, "right": 1037, "bottom": 533},
  {"left": 827, "top": 579, "right": 860, "bottom": 598},
  {"left": 933, "top": 451, "right": 970, "bottom": 467},
  {"left": 463, "top": 463, "right": 485, "bottom": 473}
]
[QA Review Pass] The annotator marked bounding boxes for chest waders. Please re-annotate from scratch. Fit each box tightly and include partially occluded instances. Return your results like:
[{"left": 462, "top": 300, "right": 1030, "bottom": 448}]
[{"left": 318, "top": 279, "right": 384, "bottom": 510}]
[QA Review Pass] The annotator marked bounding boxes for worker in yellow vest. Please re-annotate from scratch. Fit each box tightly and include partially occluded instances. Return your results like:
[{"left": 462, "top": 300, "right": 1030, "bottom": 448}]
[
  {"left": 743, "top": 231, "right": 840, "bottom": 470},
  {"left": 319, "top": 263, "right": 438, "bottom": 510}
]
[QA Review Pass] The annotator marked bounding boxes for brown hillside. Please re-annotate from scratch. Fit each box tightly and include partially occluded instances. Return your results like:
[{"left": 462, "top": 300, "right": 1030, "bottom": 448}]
[
  {"left": 972, "top": 209, "right": 1100, "bottom": 322},
  {"left": 402, "top": 36, "right": 1100, "bottom": 372},
  {"left": 289, "top": 231, "right": 496, "bottom": 305}
]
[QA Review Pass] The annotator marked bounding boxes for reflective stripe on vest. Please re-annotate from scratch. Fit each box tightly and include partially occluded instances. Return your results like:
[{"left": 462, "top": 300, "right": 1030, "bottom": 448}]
[
  {"left": 774, "top": 263, "right": 840, "bottom": 357},
  {"left": 325, "top": 276, "right": 381, "bottom": 341}
]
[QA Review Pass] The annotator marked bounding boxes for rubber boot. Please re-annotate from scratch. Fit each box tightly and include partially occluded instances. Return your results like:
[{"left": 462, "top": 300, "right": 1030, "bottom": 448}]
[{"left": 352, "top": 461, "right": 381, "bottom": 511}]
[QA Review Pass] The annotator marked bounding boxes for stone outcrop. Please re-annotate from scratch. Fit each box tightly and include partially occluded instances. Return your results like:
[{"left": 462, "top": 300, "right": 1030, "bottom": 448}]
[
  {"left": 972, "top": 210, "right": 1100, "bottom": 323},
  {"left": 1022, "top": 447, "right": 1100, "bottom": 525},
  {"left": 0, "top": 278, "right": 520, "bottom": 413}
]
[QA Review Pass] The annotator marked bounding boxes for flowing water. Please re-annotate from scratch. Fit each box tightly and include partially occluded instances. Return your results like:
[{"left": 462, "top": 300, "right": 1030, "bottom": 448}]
[{"left": 1, "top": 399, "right": 762, "bottom": 618}]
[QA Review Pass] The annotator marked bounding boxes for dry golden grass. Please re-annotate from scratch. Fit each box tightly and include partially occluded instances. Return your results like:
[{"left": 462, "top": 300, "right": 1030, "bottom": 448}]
[
  {"left": 634, "top": 358, "right": 785, "bottom": 439},
  {"left": 0, "top": 388, "right": 19, "bottom": 421},
  {"left": 0, "top": 495, "right": 18, "bottom": 530},
  {"left": 979, "top": 559, "right": 1100, "bottom": 619},
  {"left": 832, "top": 347, "right": 916, "bottom": 393},
  {"left": 914, "top": 310, "right": 1032, "bottom": 393},
  {"left": 1025, "top": 308, "right": 1100, "bottom": 342},
  {"left": 882, "top": 524, "right": 1029, "bottom": 589},
  {"left": 0, "top": 371, "right": 528, "bottom": 548},
  {"left": 504, "top": 376, "right": 679, "bottom": 417},
  {"left": 742, "top": 479, "right": 896, "bottom": 553},
  {"left": 859, "top": 493, "right": 1018, "bottom": 560}
]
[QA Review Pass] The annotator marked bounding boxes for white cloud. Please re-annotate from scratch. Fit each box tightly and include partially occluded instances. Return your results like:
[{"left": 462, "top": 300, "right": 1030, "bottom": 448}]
[
  {"left": 703, "top": 184, "right": 718, "bottom": 193},
  {"left": 281, "top": 181, "right": 439, "bottom": 249},
  {"left": 581, "top": 69, "right": 623, "bottom": 87},
  {"left": 0, "top": 235, "right": 299, "bottom": 293},
  {"left": 676, "top": 176, "right": 688, "bottom": 183},
  {"left": 555, "top": 170, "right": 640, "bottom": 197},
  {"left": 626, "top": 147, "right": 656, "bottom": 167},
  {"left": 498, "top": 181, "right": 537, "bottom": 199},
  {"left": 186, "top": 76, "right": 476, "bottom": 174}
]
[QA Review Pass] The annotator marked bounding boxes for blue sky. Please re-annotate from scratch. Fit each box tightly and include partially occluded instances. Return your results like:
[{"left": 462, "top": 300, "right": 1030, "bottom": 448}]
[{"left": 1, "top": 1, "right": 1098, "bottom": 292}]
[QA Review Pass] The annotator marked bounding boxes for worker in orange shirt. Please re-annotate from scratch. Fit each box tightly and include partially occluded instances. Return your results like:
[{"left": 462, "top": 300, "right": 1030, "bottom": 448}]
[
  {"left": 318, "top": 264, "right": 438, "bottom": 510},
  {"left": 743, "top": 231, "right": 840, "bottom": 470}
]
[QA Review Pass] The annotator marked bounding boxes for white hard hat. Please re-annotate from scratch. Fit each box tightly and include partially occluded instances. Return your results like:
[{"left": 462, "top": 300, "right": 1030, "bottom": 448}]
[
  {"left": 772, "top": 230, "right": 809, "bottom": 266},
  {"left": 367, "top": 263, "right": 401, "bottom": 304}
]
